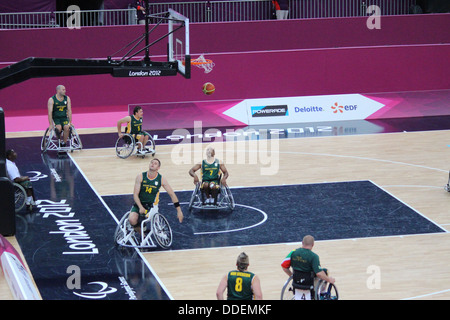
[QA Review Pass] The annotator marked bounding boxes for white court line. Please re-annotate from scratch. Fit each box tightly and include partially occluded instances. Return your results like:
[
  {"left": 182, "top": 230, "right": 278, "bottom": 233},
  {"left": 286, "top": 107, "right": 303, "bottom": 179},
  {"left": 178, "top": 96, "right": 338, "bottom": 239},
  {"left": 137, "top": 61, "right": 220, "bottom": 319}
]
[
  {"left": 75, "top": 146, "right": 448, "bottom": 173},
  {"left": 402, "top": 289, "right": 450, "bottom": 300},
  {"left": 67, "top": 153, "right": 174, "bottom": 300},
  {"left": 279, "top": 150, "right": 448, "bottom": 173},
  {"left": 370, "top": 180, "right": 447, "bottom": 233},
  {"left": 192, "top": 204, "right": 268, "bottom": 235}
]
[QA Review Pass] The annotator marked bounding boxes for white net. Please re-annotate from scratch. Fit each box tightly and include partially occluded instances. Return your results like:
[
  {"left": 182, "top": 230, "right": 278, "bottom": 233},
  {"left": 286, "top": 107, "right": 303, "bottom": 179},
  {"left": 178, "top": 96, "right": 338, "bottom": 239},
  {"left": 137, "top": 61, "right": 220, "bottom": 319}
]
[{"left": 191, "top": 54, "right": 215, "bottom": 73}]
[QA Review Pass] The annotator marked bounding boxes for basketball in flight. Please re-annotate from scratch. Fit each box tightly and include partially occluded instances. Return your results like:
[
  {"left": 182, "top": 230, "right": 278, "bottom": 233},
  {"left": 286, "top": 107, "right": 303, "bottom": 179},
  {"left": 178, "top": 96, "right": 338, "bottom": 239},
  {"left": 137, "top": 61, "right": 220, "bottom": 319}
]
[{"left": 202, "top": 82, "right": 215, "bottom": 95}]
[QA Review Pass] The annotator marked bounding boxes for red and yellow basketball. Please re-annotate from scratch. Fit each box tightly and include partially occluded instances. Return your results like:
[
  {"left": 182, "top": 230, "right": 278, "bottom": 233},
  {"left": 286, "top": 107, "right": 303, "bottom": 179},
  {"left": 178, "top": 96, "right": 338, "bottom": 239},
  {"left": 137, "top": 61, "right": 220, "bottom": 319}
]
[{"left": 202, "top": 82, "right": 215, "bottom": 95}]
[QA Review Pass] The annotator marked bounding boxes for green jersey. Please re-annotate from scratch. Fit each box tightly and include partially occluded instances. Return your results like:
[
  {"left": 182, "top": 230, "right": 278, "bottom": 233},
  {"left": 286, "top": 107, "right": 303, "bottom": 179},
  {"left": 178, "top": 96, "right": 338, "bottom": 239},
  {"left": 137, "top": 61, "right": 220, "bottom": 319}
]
[
  {"left": 281, "top": 248, "right": 322, "bottom": 274},
  {"left": 51, "top": 95, "right": 68, "bottom": 119},
  {"left": 128, "top": 115, "right": 143, "bottom": 135},
  {"left": 227, "top": 270, "right": 255, "bottom": 300},
  {"left": 138, "top": 172, "right": 162, "bottom": 206},
  {"left": 201, "top": 159, "right": 220, "bottom": 182}
]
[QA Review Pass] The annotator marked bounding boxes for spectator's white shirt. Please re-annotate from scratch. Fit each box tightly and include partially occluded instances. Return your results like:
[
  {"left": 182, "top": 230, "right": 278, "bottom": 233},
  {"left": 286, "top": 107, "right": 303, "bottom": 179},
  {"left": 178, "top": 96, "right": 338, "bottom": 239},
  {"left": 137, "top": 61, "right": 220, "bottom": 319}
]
[{"left": 6, "top": 159, "right": 20, "bottom": 181}]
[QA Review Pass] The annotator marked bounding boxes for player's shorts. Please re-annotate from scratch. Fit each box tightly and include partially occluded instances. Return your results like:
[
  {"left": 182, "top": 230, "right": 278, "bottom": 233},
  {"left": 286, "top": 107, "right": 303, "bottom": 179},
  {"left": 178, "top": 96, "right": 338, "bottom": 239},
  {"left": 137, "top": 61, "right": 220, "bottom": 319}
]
[
  {"left": 201, "top": 180, "right": 219, "bottom": 189},
  {"left": 19, "top": 180, "right": 32, "bottom": 189},
  {"left": 53, "top": 117, "right": 69, "bottom": 127},
  {"left": 132, "top": 131, "right": 150, "bottom": 139},
  {"left": 130, "top": 202, "right": 153, "bottom": 214}
]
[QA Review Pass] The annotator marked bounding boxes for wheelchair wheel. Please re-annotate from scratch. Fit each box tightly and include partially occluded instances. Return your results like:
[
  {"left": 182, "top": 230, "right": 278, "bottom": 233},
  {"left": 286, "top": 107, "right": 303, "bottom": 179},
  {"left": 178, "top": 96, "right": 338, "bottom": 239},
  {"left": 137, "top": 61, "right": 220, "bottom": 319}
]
[
  {"left": 41, "top": 127, "right": 52, "bottom": 153},
  {"left": 69, "top": 125, "right": 82, "bottom": 151},
  {"left": 13, "top": 183, "right": 27, "bottom": 212},
  {"left": 221, "top": 185, "right": 235, "bottom": 210},
  {"left": 114, "top": 212, "right": 134, "bottom": 246},
  {"left": 280, "top": 275, "right": 295, "bottom": 300},
  {"left": 151, "top": 213, "right": 172, "bottom": 249},
  {"left": 115, "top": 133, "right": 135, "bottom": 159},
  {"left": 314, "top": 279, "right": 339, "bottom": 300},
  {"left": 145, "top": 132, "right": 156, "bottom": 155},
  {"left": 188, "top": 183, "right": 200, "bottom": 211}
]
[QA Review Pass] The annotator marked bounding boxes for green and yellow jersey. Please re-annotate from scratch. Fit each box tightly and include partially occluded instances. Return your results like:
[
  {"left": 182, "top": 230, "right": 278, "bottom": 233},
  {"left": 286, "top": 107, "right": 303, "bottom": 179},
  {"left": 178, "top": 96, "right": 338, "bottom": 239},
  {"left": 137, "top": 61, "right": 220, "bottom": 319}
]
[
  {"left": 201, "top": 159, "right": 220, "bottom": 182},
  {"left": 127, "top": 115, "right": 143, "bottom": 135},
  {"left": 51, "top": 95, "right": 68, "bottom": 119},
  {"left": 227, "top": 270, "right": 255, "bottom": 300},
  {"left": 138, "top": 172, "right": 162, "bottom": 206}
]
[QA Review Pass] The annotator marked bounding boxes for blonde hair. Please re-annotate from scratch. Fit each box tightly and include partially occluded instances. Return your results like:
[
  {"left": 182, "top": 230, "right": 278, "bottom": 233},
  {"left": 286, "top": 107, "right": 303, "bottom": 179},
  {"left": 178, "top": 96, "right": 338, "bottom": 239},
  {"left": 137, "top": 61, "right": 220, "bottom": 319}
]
[{"left": 236, "top": 252, "right": 249, "bottom": 271}]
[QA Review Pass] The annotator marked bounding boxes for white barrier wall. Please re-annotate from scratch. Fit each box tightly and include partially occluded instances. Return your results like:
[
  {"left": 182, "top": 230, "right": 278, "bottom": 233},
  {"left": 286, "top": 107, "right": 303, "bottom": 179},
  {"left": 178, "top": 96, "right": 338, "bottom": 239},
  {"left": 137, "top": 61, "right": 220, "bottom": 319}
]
[{"left": 223, "top": 94, "right": 386, "bottom": 125}]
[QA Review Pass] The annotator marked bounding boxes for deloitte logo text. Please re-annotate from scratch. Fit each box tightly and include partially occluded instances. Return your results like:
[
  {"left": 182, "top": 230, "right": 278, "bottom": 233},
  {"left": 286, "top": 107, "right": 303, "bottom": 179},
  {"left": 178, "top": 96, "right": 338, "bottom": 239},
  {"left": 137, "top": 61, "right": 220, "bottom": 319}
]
[{"left": 294, "top": 106, "right": 324, "bottom": 113}]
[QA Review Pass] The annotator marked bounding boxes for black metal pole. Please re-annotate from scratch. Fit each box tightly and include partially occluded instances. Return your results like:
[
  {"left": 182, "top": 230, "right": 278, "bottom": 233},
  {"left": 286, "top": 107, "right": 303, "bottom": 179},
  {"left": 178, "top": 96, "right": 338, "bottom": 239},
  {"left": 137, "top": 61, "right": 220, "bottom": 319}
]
[{"left": 144, "top": 0, "right": 151, "bottom": 65}]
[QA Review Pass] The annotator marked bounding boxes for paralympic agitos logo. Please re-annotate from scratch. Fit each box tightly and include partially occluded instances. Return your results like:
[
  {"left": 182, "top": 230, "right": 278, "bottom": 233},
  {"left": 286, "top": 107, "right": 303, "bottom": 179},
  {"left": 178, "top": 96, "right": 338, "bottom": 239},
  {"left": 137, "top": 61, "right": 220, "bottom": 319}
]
[{"left": 251, "top": 105, "right": 289, "bottom": 117}]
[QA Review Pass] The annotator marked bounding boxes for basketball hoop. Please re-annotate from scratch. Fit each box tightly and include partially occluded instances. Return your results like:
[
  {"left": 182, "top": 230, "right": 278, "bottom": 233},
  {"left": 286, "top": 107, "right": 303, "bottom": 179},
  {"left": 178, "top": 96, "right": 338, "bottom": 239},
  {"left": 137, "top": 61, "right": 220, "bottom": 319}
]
[{"left": 189, "top": 54, "right": 215, "bottom": 73}]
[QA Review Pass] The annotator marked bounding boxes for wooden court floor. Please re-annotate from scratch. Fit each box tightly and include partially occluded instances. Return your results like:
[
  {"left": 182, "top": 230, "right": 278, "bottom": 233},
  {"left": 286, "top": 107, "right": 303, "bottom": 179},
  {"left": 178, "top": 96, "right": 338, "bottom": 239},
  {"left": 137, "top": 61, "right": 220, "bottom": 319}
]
[{"left": 2, "top": 128, "right": 449, "bottom": 300}]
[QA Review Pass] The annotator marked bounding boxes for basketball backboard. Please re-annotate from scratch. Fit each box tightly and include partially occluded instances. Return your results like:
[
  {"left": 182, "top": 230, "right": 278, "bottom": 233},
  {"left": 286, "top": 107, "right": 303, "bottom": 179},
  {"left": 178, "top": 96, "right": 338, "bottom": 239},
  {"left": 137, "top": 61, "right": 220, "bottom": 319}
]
[{"left": 168, "top": 9, "right": 190, "bottom": 79}]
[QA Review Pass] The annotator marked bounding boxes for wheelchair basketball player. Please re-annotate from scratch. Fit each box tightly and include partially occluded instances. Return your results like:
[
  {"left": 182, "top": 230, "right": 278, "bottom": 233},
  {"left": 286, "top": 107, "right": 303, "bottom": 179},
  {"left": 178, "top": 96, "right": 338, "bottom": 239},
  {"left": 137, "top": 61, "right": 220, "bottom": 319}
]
[{"left": 188, "top": 146, "right": 229, "bottom": 206}]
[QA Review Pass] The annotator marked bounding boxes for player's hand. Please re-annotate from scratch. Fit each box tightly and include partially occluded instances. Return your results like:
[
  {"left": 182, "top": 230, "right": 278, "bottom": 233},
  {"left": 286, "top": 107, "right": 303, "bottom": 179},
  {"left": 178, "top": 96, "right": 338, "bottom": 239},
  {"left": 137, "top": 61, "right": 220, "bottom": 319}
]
[
  {"left": 139, "top": 206, "right": 146, "bottom": 215},
  {"left": 176, "top": 207, "right": 183, "bottom": 223},
  {"left": 193, "top": 176, "right": 199, "bottom": 185},
  {"left": 118, "top": 133, "right": 124, "bottom": 138},
  {"left": 221, "top": 178, "right": 227, "bottom": 186}
]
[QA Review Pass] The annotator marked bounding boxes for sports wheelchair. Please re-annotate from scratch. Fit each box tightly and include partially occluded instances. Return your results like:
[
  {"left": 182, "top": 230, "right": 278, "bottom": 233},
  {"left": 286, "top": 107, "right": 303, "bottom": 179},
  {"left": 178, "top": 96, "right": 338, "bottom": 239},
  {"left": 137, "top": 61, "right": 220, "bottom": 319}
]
[
  {"left": 114, "top": 206, "right": 172, "bottom": 249},
  {"left": 115, "top": 132, "right": 156, "bottom": 159},
  {"left": 188, "top": 180, "right": 235, "bottom": 211},
  {"left": 13, "top": 182, "right": 27, "bottom": 212},
  {"left": 281, "top": 274, "right": 339, "bottom": 300},
  {"left": 41, "top": 124, "right": 82, "bottom": 153}
]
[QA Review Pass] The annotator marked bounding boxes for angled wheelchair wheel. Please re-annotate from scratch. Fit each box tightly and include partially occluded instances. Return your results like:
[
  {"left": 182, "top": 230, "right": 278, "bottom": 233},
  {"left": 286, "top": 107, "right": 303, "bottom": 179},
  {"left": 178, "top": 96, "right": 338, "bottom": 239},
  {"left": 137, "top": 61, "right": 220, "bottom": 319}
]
[
  {"left": 114, "top": 212, "right": 134, "bottom": 246},
  {"left": 151, "top": 213, "right": 172, "bottom": 249},
  {"left": 280, "top": 275, "right": 295, "bottom": 300},
  {"left": 314, "top": 279, "right": 339, "bottom": 300},
  {"left": 145, "top": 132, "right": 156, "bottom": 155},
  {"left": 115, "top": 133, "right": 135, "bottom": 159},
  {"left": 41, "top": 127, "right": 52, "bottom": 153},
  {"left": 13, "top": 183, "right": 27, "bottom": 212},
  {"left": 69, "top": 125, "right": 82, "bottom": 151},
  {"left": 220, "top": 185, "right": 235, "bottom": 210},
  {"left": 188, "top": 183, "right": 200, "bottom": 211}
]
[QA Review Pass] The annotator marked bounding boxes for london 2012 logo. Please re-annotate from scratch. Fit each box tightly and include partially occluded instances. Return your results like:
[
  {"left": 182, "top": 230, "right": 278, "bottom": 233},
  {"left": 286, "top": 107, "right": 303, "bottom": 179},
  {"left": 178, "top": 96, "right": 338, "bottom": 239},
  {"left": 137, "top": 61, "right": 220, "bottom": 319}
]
[{"left": 73, "top": 282, "right": 117, "bottom": 299}]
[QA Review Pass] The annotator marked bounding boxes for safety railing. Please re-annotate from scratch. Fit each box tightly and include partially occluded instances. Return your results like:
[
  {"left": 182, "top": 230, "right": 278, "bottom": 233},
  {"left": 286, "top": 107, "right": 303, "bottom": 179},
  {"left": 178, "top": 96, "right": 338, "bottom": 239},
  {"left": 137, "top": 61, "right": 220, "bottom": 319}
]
[
  {"left": 0, "top": 0, "right": 417, "bottom": 29},
  {"left": 0, "top": 8, "right": 136, "bottom": 29}
]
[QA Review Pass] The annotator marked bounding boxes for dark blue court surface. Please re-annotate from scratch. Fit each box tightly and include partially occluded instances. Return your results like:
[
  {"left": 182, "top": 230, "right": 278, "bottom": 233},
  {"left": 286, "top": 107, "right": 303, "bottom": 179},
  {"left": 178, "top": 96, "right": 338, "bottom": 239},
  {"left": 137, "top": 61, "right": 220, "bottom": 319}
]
[
  {"left": 104, "top": 181, "right": 445, "bottom": 251},
  {"left": 9, "top": 146, "right": 171, "bottom": 300}
]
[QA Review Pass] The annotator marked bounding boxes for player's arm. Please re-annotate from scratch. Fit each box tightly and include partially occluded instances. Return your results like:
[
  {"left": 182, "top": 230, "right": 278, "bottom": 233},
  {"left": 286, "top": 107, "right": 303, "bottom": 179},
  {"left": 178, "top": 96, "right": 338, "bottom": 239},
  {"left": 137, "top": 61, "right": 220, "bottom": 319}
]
[
  {"left": 281, "top": 251, "right": 293, "bottom": 277},
  {"left": 219, "top": 163, "right": 229, "bottom": 186},
  {"left": 251, "top": 275, "right": 263, "bottom": 300},
  {"left": 133, "top": 173, "right": 146, "bottom": 214},
  {"left": 188, "top": 163, "right": 202, "bottom": 185},
  {"left": 47, "top": 97, "right": 54, "bottom": 129},
  {"left": 117, "top": 116, "right": 131, "bottom": 137},
  {"left": 161, "top": 177, "right": 183, "bottom": 223},
  {"left": 66, "top": 96, "right": 72, "bottom": 124},
  {"left": 316, "top": 270, "right": 335, "bottom": 284},
  {"left": 216, "top": 274, "right": 228, "bottom": 300},
  {"left": 312, "top": 255, "right": 335, "bottom": 284}
]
